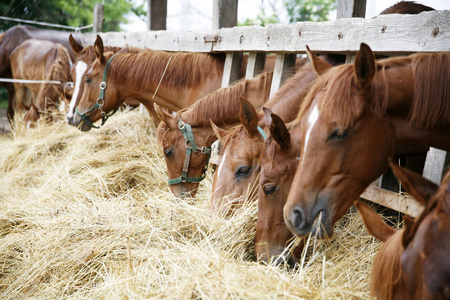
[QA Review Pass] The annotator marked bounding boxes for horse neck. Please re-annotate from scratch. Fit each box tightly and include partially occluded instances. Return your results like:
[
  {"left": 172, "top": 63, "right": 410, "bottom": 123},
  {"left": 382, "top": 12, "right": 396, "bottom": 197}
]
[
  {"left": 265, "top": 64, "right": 318, "bottom": 123},
  {"left": 110, "top": 51, "right": 223, "bottom": 111},
  {"left": 180, "top": 72, "right": 272, "bottom": 128}
]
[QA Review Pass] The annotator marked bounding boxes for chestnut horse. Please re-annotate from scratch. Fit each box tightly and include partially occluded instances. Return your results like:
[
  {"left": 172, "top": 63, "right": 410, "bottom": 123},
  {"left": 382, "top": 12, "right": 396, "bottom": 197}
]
[
  {"left": 155, "top": 71, "right": 273, "bottom": 198},
  {"left": 355, "top": 161, "right": 449, "bottom": 300},
  {"left": 65, "top": 35, "right": 160, "bottom": 127},
  {"left": 0, "top": 25, "right": 82, "bottom": 122},
  {"left": 284, "top": 43, "right": 450, "bottom": 239},
  {"left": 10, "top": 39, "right": 72, "bottom": 126}
]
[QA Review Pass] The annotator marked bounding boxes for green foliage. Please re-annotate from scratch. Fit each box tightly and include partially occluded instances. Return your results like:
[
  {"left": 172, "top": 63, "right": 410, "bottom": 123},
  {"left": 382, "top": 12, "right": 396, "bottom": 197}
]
[
  {"left": 0, "top": 0, "right": 146, "bottom": 32},
  {"left": 284, "top": 0, "right": 336, "bottom": 22},
  {"left": 239, "top": 10, "right": 279, "bottom": 26}
]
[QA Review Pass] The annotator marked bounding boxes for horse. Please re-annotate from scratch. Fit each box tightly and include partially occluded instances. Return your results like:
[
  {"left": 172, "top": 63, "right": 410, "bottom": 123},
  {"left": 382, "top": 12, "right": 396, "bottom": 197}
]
[
  {"left": 65, "top": 35, "right": 161, "bottom": 127},
  {"left": 10, "top": 39, "right": 72, "bottom": 126},
  {"left": 283, "top": 42, "right": 450, "bottom": 240},
  {"left": 155, "top": 70, "right": 274, "bottom": 198},
  {"left": 355, "top": 160, "right": 450, "bottom": 300},
  {"left": 0, "top": 25, "right": 82, "bottom": 122},
  {"left": 71, "top": 35, "right": 287, "bottom": 131}
]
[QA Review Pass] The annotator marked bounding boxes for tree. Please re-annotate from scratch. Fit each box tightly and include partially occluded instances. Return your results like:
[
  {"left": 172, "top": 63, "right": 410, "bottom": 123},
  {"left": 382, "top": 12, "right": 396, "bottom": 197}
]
[
  {"left": 0, "top": 0, "right": 146, "bottom": 32},
  {"left": 284, "top": 0, "right": 336, "bottom": 22}
]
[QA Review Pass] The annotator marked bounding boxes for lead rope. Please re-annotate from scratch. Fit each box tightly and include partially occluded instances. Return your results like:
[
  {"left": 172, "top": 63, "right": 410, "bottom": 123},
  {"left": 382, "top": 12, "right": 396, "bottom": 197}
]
[{"left": 152, "top": 56, "right": 172, "bottom": 99}]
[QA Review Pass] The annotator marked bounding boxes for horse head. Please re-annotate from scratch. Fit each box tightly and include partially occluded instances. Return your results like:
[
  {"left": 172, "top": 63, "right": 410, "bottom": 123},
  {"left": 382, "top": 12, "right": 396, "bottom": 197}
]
[
  {"left": 155, "top": 104, "right": 215, "bottom": 198},
  {"left": 256, "top": 108, "right": 304, "bottom": 267},
  {"left": 356, "top": 161, "right": 450, "bottom": 299},
  {"left": 209, "top": 97, "right": 264, "bottom": 217},
  {"left": 284, "top": 43, "right": 395, "bottom": 238}
]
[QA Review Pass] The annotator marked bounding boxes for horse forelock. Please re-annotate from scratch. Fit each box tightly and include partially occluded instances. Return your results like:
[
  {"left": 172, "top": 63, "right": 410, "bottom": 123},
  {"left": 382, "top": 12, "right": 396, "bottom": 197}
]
[
  {"left": 108, "top": 51, "right": 224, "bottom": 93},
  {"left": 371, "top": 231, "right": 405, "bottom": 299}
]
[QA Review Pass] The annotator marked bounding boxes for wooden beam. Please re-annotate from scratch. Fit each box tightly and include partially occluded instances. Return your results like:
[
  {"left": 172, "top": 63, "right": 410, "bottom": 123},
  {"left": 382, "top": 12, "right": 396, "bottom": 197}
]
[
  {"left": 212, "top": 0, "right": 238, "bottom": 30},
  {"left": 423, "top": 148, "right": 449, "bottom": 184},
  {"left": 245, "top": 52, "right": 266, "bottom": 79},
  {"left": 360, "top": 185, "right": 423, "bottom": 217},
  {"left": 270, "top": 53, "right": 296, "bottom": 97},
  {"left": 221, "top": 52, "right": 243, "bottom": 88},
  {"left": 84, "top": 11, "right": 450, "bottom": 54},
  {"left": 93, "top": 4, "right": 104, "bottom": 33},
  {"left": 147, "top": 0, "right": 167, "bottom": 30}
]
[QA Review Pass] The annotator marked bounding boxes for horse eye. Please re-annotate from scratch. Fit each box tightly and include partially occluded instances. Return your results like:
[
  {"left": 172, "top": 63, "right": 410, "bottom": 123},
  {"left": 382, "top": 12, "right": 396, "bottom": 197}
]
[
  {"left": 328, "top": 128, "right": 349, "bottom": 141},
  {"left": 164, "top": 148, "right": 174, "bottom": 159},
  {"left": 84, "top": 77, "right": 92, "bottom": 84},
  {"left": 263, "top": 185, "right": 278, "bottom": 196},
  {"left": 235, "top": 166, "right": 251, "bottom": 179}
]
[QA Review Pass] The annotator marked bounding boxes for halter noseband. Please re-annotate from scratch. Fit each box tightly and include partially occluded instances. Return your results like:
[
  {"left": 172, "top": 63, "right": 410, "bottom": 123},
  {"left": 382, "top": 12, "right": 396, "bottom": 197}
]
[
  {"left": 75, "top": 54, "right": 119, "bottom": 129},
  {"left": 167, "top": 118, "right": 212, "bottom": 186}
]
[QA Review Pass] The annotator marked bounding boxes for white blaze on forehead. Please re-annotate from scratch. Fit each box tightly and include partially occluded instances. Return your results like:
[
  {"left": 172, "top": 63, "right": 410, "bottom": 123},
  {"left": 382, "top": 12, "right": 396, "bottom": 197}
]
[
  {"left": 67, "top": 61, "right": 87, "bottom": 119},
  {"left": 216, "top": 150, "right": 228, "bottom": 179},
  {"left": 301, "top": 105, "right": 319, "bottom": 167}
]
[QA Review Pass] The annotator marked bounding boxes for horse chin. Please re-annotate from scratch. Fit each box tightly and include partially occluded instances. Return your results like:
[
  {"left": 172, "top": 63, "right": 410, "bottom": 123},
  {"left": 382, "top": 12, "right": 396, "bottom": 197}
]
[
  {"left": 78, "top": 120, "right": 93, "bottom": 132},
  {"left": 310, "top": 211, "right": 333, "bottom": 239}
]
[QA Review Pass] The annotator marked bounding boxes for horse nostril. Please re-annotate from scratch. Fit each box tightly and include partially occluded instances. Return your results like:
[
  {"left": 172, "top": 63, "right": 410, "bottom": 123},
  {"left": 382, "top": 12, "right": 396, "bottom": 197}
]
[{"left": 292, "top": 206, "right": 306, "bottom": 231}]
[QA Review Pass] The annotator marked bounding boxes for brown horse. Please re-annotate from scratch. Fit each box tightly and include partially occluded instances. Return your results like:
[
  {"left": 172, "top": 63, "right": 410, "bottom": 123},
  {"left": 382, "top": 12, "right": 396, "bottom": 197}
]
[
  {"left": 0, "top": 25, "right": 82, "bottom": 122},
  {"left": 72, "top": 35, "right": 238, "bottom": 131},
  {"left": 10, "top": 39, "right": 72, "bottom": 126},
  {"left": 65, "top": 35, "right": 161, "bottom": 127},
  {"left": 355, "top": 161, "right": 450, "bottom": 300},
  {"left": 284, "top": 43, "right": 450, "bottom": 239},
  {"left": 155, "top": 71, "right": 273, "bottom": 198}
]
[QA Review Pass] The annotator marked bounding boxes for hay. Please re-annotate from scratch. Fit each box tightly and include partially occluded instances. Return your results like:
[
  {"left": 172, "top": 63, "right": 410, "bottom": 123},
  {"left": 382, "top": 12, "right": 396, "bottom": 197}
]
[{"left": 0, "top": 109, "right": 384, "bottom": 299}]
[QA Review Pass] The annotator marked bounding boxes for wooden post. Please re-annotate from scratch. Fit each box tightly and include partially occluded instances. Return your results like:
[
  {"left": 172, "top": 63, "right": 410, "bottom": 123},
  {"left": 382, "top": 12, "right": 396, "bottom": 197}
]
[
  {"left": 245, "top": 52, "right": 266, "bottom": 79},
  {"left": 212, "top": 0, "right": 238, "bottom": 30},
  {"left": 337, "top": 0, "right": 366, "bottom": 18},
  {"left": 270, "top": 53, "right": 296, "bottom": 97},
  {"left": 93, "top": 4, "right": 104, "bottom": 33},
  {"left": 147, "top": 0, "right": 167, "bottom": 30},
  {"left": 423, "top": 148, "right": 449, "bottom": 184},
  {"left": 213, "top": 0, "right": 240, "bottom": 87}
]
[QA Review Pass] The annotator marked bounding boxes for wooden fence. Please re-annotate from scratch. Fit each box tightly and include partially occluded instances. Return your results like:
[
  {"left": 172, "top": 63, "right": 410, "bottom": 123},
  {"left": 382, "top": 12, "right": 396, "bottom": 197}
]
[{"left": 80, "top": 8, "right": 450, "bottom": 217}]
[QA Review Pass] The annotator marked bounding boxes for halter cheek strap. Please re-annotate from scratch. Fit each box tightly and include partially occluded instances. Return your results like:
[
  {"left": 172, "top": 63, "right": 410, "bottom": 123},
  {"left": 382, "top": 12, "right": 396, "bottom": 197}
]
[
  {"left": 168, "top": 118, "right": 212, "bottom": 186},
  {"left": 75, "top": 54, "right": 119, "bottom": 129},
  {"left": 257, "top": 126, "right": 267, "bottom": 139}
]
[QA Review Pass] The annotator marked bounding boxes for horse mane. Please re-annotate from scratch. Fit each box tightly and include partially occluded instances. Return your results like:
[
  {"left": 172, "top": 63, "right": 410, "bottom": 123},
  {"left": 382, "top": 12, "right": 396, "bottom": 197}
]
[
  {"left": 0, "top": 32, "right": 5, "bottom": 45},
  {"left": 108, "top": 50, "right": 225, "bottom": 92},
  {"left": 295, "top": 52, "right": 450, "bottom": 130},
  {"left": 371, "top": 231, "right": 405, "bottom": 300},
  {"left": 181, "top": 72, "right": 273, "bottom": 127}
]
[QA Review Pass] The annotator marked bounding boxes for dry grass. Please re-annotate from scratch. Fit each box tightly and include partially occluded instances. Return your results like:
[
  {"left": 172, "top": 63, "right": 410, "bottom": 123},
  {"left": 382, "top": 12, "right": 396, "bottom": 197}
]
[{"left": 0, "top": 109, "right": 385, "bottom": 299}]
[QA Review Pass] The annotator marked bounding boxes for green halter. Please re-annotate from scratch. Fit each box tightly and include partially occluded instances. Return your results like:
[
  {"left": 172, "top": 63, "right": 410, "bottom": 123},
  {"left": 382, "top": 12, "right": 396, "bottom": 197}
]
[
  {"left": 75, "top": 54, "right": 119, "bottom": 129},
  {"left": 167, "top": 118, "right": 212, "bottom": 186}
]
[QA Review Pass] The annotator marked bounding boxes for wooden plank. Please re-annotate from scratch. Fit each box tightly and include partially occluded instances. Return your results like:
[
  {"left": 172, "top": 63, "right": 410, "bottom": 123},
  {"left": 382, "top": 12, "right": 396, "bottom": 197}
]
[
  {"left": 93, "top": 4, "right": 104, "bottom": 33},
  {"left": 221, "top": 52, "right": 243, "bottom": 88},
  {"left": 270, "top": 53, "right": 296, "bottom": 97},
  {"left": 245, "top": 52, "right": 266, "bottom": 79},
  {"left": 147, "top": 0, "right": 167, "bottom": 30},
  {"left": 84, "top": 11, "right": 450, "bottom": 54},
  {"left": 213, "top": 0, "right": 238, "bottom": 29},
  {"left": 360, "top": 185, "right": 423, "bottom": 217},
  {"left": 337, "top": 0, "right": 366, "bottom": 18},
  {"left": 422, "top": 148, "right": 449, "bottom": 184}
]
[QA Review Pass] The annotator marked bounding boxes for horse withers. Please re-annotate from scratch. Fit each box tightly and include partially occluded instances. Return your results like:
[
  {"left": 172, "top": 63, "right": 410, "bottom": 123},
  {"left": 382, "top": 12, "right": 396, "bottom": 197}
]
[{"left": 355, "top": 160, "right": 450, "bottom": 300}]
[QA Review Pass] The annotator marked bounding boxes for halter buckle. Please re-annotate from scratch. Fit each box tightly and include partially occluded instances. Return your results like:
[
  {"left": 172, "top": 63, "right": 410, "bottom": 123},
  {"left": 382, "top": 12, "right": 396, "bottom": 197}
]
[
  {"left": 99, "top": 81, "right": 107, "bottom": 90},
  {"left": 97, "top": 98, "right": 105, "bottom": 107},
  {"left": 178, "top": 120, "right": 186, "bottom": 131}
]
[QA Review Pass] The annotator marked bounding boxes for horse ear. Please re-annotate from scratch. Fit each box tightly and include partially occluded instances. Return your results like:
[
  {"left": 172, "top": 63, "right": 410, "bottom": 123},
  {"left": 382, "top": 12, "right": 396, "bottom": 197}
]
[
  {"left": 239, "top": 97, "right": 259, "bottom": 137},
  {"left": 94, "top": 35, "right": 106, "bottom": 64},
  {"left": 210, "top": 120, "right": 227, "bottom": 142},
  {"left": 263, "top": 107, "right": 290, "bottom": 150},
  {"left": 354, "top": 43, "right": 376, "bottom": 88},
  {"left": 69, "top": 34, "right": 83, "bottom": 54},
  {"left": 354, "top": 201, "right": 396, "bottom": 242},
  {"left": 154, "top": 103, "right": 176, "bottom": 128},
  {"left": 389, "top": 158, "right": 439, "bottom": 206},
  {"left": 401, "top": 215, "right": 417, "bottom": 248},
  {"left": 306, "top": 45, "right": 332, "bottom": 75}
]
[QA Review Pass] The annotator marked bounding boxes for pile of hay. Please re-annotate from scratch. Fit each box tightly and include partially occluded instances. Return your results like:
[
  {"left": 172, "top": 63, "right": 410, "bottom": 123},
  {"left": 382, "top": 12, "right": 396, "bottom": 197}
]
[{"left": 0, "top": 110, "right": 386, "bottom": 299}]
